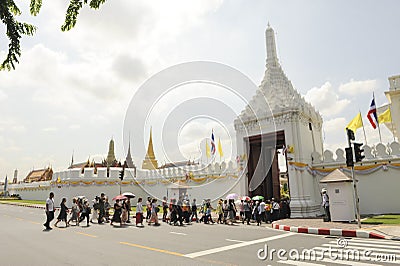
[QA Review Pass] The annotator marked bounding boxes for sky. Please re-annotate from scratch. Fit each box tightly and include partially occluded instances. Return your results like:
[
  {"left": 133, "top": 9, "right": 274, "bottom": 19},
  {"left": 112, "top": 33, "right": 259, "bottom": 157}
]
[{"left": 0, "top": 0, "right": 399, "bottom": 181}]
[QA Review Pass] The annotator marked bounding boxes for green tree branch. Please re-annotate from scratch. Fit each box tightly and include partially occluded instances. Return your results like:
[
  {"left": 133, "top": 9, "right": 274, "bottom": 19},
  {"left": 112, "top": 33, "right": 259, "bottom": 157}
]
[{"left": 1, "top": 0, "right": 107, "bottom": 71}]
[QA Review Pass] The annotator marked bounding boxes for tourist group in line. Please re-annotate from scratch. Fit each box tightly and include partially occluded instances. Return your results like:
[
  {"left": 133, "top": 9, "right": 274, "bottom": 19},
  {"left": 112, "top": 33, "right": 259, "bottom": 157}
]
[{"left": 43, "top": 192, "right": 290, "bottom": 230}]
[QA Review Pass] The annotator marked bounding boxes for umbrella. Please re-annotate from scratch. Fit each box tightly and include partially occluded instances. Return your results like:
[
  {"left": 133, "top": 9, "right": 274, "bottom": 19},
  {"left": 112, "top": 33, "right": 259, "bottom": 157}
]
[
  {"left": 240, "top": 196, "right": 251, "bottom": 201},
  {"left": 252, "top": 195, "right": 264, "bottom": 201},
  {"left": 226, "top": 193, "right": 238, "bottom": 200},
  {"left": 122, "top": 192, "right": 136, "bottom": 198},
  {"left": 112, "top": 195, "right": 128, "bottom": 201}
]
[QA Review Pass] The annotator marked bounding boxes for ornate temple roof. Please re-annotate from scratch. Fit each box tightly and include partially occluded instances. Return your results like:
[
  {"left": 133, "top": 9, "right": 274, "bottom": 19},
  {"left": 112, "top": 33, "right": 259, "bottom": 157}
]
[
  {"left": 142, "top": 128, "right": 158, "bottom": 170},
  {"left": 125, "top": 137, "right": 136, "bottom": 169},
  {"left": 23, "top": 167, "right": 53, "bottom": 183},
  {"left": 236, "top": 24, "right": 322, "bottom": 126},
  {"left": 106, "top": 138, "right": 117, "bottom": 167}
]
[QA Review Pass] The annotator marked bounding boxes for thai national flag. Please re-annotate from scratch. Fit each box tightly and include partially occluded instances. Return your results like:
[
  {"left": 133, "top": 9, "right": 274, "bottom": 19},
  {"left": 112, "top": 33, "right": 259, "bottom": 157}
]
[
  {"left": 211, "top": 131, "right": 216, "bottom": 155},
  {"left": 367, "top": 98, "right": 378, "bottom": 129}
]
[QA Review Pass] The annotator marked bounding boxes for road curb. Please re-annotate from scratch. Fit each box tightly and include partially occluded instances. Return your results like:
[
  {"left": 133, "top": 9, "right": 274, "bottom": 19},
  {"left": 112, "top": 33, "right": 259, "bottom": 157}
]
[
  {"left": 0, "top": 201, "right": 46, "bottom": 210},
  {"left": 271, "top": 223, "right": 386, "bottom": 239}
]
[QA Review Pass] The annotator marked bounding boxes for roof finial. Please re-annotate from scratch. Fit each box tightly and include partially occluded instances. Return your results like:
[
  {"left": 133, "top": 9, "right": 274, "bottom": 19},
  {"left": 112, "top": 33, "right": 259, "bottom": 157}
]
[{"left": 265, "top": 23, "right": 279, "bottom": 67}]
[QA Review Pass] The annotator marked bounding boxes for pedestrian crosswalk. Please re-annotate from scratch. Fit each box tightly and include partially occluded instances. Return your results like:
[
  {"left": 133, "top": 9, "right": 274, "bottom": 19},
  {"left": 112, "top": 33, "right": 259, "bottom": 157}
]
[{"left": 276, "top": 238, "right": 400, "bottom": 265}]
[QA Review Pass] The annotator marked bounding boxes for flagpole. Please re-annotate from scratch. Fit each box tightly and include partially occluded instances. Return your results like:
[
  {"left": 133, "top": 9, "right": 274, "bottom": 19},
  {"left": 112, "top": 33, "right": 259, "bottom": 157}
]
[
  {"left": 373, "top": 93, "right": 383, "bottom": 143},
  {"left": 359, "top": 110, "right": 368, "bottom": 145},
  {"left": 389, "top": 107, "right": 396, "bottom": 142}
]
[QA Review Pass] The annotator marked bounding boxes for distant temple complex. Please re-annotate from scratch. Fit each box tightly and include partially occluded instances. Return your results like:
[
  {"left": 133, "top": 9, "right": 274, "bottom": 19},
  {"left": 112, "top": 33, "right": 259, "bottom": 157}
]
[{"left": 23, "top": 167, "right": 53, "bottom": 183}]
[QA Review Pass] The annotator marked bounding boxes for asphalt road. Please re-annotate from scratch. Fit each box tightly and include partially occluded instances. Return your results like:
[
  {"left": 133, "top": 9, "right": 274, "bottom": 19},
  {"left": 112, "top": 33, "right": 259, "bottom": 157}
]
[{"left": 0, "top": 204, "right": 399, "bottom": 266}]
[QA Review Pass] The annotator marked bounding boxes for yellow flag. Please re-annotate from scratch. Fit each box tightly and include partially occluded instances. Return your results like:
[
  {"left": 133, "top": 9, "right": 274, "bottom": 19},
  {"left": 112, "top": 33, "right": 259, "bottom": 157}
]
[
  {"left": 206, "top": 141, "right": 211, "bottom": 158},
  {"left": 218, "top": 138, "right": 224, "bottom": 157},
  {"left": 346, "top": 112, "right": 363, "bottom": 132},
  {"left": 378, "top": 108, "right": 392, "bottom": 124}
]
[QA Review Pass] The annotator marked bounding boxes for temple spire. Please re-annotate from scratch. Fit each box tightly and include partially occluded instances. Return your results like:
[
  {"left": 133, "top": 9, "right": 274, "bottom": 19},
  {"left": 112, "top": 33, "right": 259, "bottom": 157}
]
[
  {"left": 142, "top": 127, "right": 158, "bottom": 170},
  {"left": 125, "top": 134, "right": 135, "bottom": 168},
  {"left": 265, "top": 23, "right": 279, "bottom": 67}
]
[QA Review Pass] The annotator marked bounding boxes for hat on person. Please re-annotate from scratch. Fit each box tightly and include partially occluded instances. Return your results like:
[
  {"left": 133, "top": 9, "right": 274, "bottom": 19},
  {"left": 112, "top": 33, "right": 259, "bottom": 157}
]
[{"left": 321, "top": 188, "right": 327, "bottom": 193}]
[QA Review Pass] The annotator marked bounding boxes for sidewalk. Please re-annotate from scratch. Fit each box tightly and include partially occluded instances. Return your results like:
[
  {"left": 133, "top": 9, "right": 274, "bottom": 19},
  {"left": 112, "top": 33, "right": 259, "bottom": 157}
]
[{"left": 272, "top": 218, "right": 400, "bottom": 240}]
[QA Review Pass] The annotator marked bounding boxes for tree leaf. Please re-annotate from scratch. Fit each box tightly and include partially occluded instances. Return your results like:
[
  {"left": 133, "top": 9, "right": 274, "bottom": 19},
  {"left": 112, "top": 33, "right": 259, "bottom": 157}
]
[{"left": 30, "top": 0, "right": 43, "bottom": 16}]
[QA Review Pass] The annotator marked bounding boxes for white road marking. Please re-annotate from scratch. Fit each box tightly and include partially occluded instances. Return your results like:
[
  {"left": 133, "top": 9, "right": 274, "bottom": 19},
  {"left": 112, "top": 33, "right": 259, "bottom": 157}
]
[
  {"left": 225, "top": 239, "right": 245, "bottom": 243},
  {"left": 170, "top": 232, "right": 187, "bottom": 236},
  {"left": 277, "top": 260, "right": 321, "bottom": 266},
  {"left": 345, "top": 238, "right": 400, "bottom": 247},
  {"left": 315, "top": 257, "right": 381, "bottom": 266},
  {"left": 320, "top": 244, "right": 400, "bottom": 254},
  {"left": 184, "top": 232, "right": 294, "bottom": 258},
  {"left": 334, "top": 241, "right": 400, "bottom": 249}
]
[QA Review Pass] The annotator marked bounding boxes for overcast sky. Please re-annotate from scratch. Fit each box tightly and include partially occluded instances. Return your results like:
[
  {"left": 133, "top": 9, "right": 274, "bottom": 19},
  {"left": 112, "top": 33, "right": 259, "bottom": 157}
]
[{"left": 1, "top": 0, "right": 399, "bottom": 181}]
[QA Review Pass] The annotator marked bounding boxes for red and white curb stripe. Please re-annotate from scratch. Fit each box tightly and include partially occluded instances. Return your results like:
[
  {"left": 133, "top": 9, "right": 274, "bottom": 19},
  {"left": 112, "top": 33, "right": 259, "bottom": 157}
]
[{"left": 272, "top": 223, "right": 386, "bottom": 239}]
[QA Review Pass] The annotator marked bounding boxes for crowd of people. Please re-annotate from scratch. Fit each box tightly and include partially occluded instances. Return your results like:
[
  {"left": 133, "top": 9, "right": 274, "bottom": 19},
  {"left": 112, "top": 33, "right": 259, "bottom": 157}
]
[{"left": 43, "top": 192, "right": 291, "bottom": 230}]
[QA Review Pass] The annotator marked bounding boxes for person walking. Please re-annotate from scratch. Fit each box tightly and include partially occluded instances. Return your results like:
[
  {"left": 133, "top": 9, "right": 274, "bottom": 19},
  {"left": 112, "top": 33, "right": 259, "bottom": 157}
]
[
  {"left": 98, "top": 193, "right": 105, "bottom": 224},
  {"left": 259, "top": 200, "right": 266, "bottom": 223},
  {"left": 265, "top": 200, "right": 272, "bottom": 223},
  {"left": 110, "top": 199, "right": 122, "bottom": 226},
  {"left": 121, "top": 199, "right": 129, "bottom": 225},
  {"left": 222, "top": 199, "right": 229, "bottom": 224},
  {"left": 79, "top": 199, "right": 91, "bottom": 227},
  {"left": 136, "top": 198, "right": 144, "bottom": 227},
  {"left": 146, "top": 197, "right": 152, "bottom": 222},
  {"left": 255, "top": 201, "right": 262, "bottom": 226},
  {"left": 182, "top": 200, "right": 190, "bottom": 224},
  {"left": 216, "top": 199, "right": 223, "bottom": 224},
  {"left": 190, "top": 199, "right": 198, "bottom": 223},
  {"left": 54, "top": 198, "right": 68, "bottom": 228},
  {"left": 44, "top": 192, "right": 55, "bottom": 230},
  {"left": 68, "top": 198, "right": 79, "bottom": 226},
  {"left": 243, "top": 200, "right": 251, "bottom": 225},
  {"left": 169, "top": 199, "right": 178, "bottom": 225},
  {"left": 227, "top": 199, "right": 235, "bottom": 225},
  {"left": 321, "top": 188, "right": 331, "bottom": 222},
  {"left": 126, "top": 198, "right": 132, "bottom": 223},
  {"left": 271, "top": 198, "right": 280, "bottom": 222},
  {"left": 238, "top": 200, "right": 245, "bottom": 223},
  {"left": 90, "top": 197, "right": 99, "bottom": 224},
  {"left": 104, "top": 196, "right": 111, "bottom": 223},
  {"left": 148, "top": 198, "right": 160, "bottom": 226},
  {"left": 162, "top": 196, "right": 168, "bottom": 222}
]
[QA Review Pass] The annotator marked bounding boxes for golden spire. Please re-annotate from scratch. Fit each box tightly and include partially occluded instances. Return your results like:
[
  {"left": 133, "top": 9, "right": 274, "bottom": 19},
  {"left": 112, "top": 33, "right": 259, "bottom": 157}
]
[{"left": 142, "top": 127, "right": 158, "bottom": 170}]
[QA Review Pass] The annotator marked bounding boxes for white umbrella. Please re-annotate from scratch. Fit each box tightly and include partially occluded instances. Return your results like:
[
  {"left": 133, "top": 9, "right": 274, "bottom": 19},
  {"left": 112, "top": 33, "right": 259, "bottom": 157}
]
[
  {"left": 226, "top": 193, "right": 238, "bottom": 200},
  {"left": 122, "top": 192, "right": 136, "bottom": 198}
]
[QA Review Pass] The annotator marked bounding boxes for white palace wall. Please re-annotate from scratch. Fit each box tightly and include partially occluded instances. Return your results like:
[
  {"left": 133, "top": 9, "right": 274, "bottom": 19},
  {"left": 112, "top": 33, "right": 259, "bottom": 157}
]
[
  {"left": 8, "top": 162, "right": 242, "bottom": 207},
  {"left": 308, "top": 141, "right": 400, "bottom": 215}
]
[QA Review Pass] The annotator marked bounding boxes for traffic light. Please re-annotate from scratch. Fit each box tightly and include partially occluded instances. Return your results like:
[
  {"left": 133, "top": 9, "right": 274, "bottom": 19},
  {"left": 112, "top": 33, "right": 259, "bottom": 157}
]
[
  {"left": 354, "top": 143, "right": 365, "bottom": 162},
  {"left": 119, "top": 169, "right": 125, "bottom": 181},
  {"left": 345, "top": 147, "right": 354, "bottom": 167},
  {"left": 346, "top": 128, "right": 355, "bottom": 141}
]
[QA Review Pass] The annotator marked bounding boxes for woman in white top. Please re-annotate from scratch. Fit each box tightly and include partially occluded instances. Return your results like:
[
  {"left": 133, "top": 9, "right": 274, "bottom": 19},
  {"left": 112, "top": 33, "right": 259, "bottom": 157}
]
[
  {"left": 136, "top": 198, "right": 144, "bottom": 226},
  {"left": 90, "top": 197, "right": 99, "bottom": 223}
]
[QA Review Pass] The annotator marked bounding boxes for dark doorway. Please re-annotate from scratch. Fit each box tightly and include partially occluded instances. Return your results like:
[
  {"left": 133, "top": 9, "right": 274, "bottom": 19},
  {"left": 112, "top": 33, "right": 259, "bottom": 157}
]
[{"left": 246, "top": 130, "right": 286, "bottom": 200}]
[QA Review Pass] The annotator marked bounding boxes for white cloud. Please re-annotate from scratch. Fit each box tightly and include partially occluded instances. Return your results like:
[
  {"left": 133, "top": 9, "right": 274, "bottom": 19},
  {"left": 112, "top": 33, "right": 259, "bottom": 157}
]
[
  {"left": 69, "top": 124, "right": 80, "bottom": 130},
  {"left": 338, "top": 79, "right": 377, "bottom": 96},
  {"left": 304, "top": 82, "right": 350, "bottom": 117},
  {"left": 42, "top": 127, "right": 58, "bottom": 132},
  {"left": 0, "top": 90, "right": 7, "bottom": 101}
]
